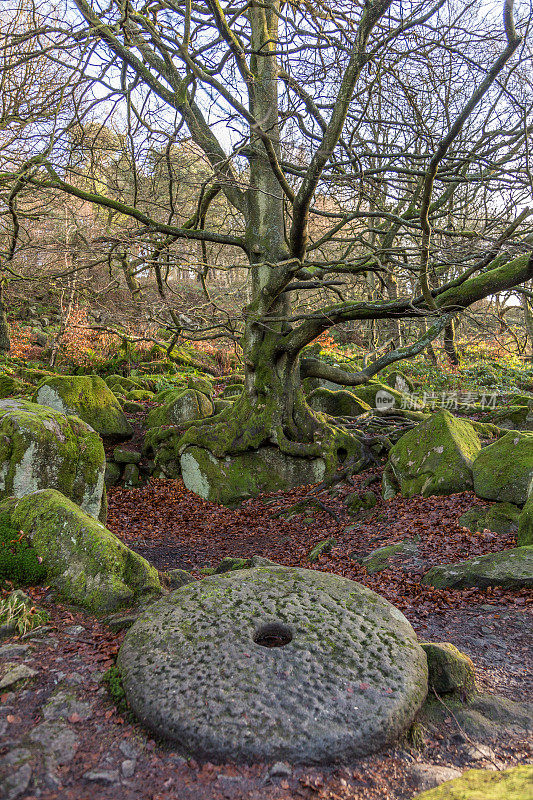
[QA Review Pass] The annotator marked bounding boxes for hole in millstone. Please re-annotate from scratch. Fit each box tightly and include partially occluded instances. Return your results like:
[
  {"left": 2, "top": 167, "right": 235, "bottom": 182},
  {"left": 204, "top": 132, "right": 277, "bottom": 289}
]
[{"left": 253, "top": 622, "right": 293, "bottom": 648}]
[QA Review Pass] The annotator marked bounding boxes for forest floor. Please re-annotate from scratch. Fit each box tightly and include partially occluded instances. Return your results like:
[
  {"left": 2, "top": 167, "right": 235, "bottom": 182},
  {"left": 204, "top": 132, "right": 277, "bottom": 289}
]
[{"left": 2, "top": 474, "right": 531, "bottom": 800}]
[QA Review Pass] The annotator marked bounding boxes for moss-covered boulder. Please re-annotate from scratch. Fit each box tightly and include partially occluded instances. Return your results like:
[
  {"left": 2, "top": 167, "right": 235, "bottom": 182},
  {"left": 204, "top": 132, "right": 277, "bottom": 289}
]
[
  {"left": 421, "top": 642, "right": 475, "bottom": 696},
  {"left": 422, "top": 546, "right": 533, "bottom": 590},
  {"left": 351, "top": 380, "right": 407, "bottom": 409},
  {"left": 0, "top": 399, "right": 106, "bottom": 520},
  {"left": 411, "top": 765, "right": 533, "bottom": 800},
  {"left": 147, "top": 388, "right": 213, "bottom": 429},
  {"left": 0, "top": 489, "right": 161, "bottom": 614},
  {"left": 472, "top": 431, "right": 533, "bottom": 506},
  {"left": 355, "top": 540, "right": 418, "bottom": 574},
  {"left": 181, "top": 445, "right": 329, "bottom": 506},
  {"left": 478, "top": 405, "right": 533, "bottom": 431},
  {"left": 385, "top": 410, "right": 481, "bottom": 498},
  {"left": 517, "top": 497, "right": 533, "bottom": 546},
  {"left": 0, "top": 374, "right": 32, "bottom": 399},
  {"left": 34, "top": 375, "right": 132, "bottom": 438},
  {"left": 459, "top": 502, "right": 521, "bottom": 535},
  {"left": 187, "top": 375, "right": 213, "bottom": 395},
  {"left": 124, "top": 389, "right": 155, "bottom": 402},
  {"left": 307, "top": 388, "right": 371, "bottom": 417}
]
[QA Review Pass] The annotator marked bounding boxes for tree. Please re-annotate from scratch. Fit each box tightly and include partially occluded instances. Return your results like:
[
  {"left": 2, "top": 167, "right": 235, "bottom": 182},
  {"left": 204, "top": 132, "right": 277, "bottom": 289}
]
[{"left": 2, "top": 0, "right": 532, "bottom": 494}]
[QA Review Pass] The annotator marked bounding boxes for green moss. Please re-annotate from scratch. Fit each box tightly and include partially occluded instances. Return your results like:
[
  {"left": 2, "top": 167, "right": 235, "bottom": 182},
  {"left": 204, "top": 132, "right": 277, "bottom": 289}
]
[
  {"left": 307, "top": 388, "right": 371, "bottom": 417},
  {"left": 308, "top": 538, "right": 336, "bottom": 562},
  {"left": 421, "top": 642, "right": 476, "bottom": 696},
  {"left": 102, "top": 665, "right": 129, "bottom": 714},
  {"left": 147, "top": 388, "right": 213, "bottom": 429},
  {"left": 0, "top": 511, "right": 46, "bottom": 586},
  {"left": 33, "top": 375, "right": 132, "bottom": 438},
  {"left": 422, "top": 546, "right": 533, "bottom": 590},
  {"left": 387, "top": 410, "right": 481, "bottom": 498},
  {"left": 472, "top": 431, "right": 533, "bottom": 505},
  {"left": 517, "top": 497, "right": 533, "bottom": 546}
]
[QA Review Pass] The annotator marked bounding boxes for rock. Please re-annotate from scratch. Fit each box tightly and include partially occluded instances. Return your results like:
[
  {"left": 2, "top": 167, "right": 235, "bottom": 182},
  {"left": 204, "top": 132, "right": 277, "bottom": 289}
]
[
  {"left": 121, "top": 759, "right": 136, "bottom": 778},
  {"left": 419, "top": 692, "right": 532, "bottom": 741},
  {"left": 307, "top": 538, "right": 336, "bottom": 562},
  {"left": 147, "top": 388, "right": 213, "bottom": 428},
  {"left": 214, "top": 557, "right": 250, "bottom": 574},
  {"left": 517, "top": 496, "right": 533, "bottom": 545},
  {"left": 180, "top": 445, "right": 330, "bottom": 506},
  {"left": 123, "top": 400, "right": 144, "bottom": 413},
  {"left": 29, "top": 721, "right": 79, "bottom": 765},
  {"left": 351, "top": 380, "right": 407, "bottom": 409},
  {"left": 187, "top": 376, "right": 213, "bottom": 396},
  {"left": 105, "top": 375, "right": 141, "bottom": 394},
  {"left": 409, "top": 763, "right": 463, "bottom": 793},
  {"left": 472, "top": 431, "right": 533, "bottom": 505},
  {"left": 410, "top": 765, "right": 533, "bottom": 799},
  {"left": 356, "top": 540, "right": 418, "bottom": 574},
  {"left": 307, "top": 388, "right": 371, "bottom": 417},
  {"left": 166, "top": 568, "right": 196, "bottom": 589},
  {"left": 268, "top": 761, "right": 292, "bottom": 779},
  {"left": 422, "top": 546, "right": 533, "bottom": 590},
  {"left": 103, "top": 612, "right": 140, "bottom": 632},
  {"left": 83, "top": 769, "right": 120, "bottom": 783},
  {"left": 421, "top": 643, "right": 475, "bottom": 696},
  {"left": 384, "top": 371, "right": 415, "bottom": 393},
  {"left": 0, "top": 643, "right": 29, "bottom": 658},
  {"left": 0, "top": 664, "right": 38, "bottom": 690},
  {"left": 345, "top": 489, "right": 378, "bottom": 514},
  {"left": 221, "top": 383, "right": 243, "bottom": 399},
  {"left": 42, "top": 688, "right": 93, "bottom": 721},
  {"left": 33, "top": 375, "right": 132, "bottom": 438},
  {"left": 124, "top": 390, "right": 155, "bottom": 402},
  {"left": 384, "top": 411, "right": 481, "bottom": 498},
  {"left": 0, "top": 748, "right": 32, "bottom": 800},
  {"left": 117, "top": 565, "right": 428, "bottom": 763},
  {"left": 113, "top": 447, "right": 141, "bottom": 464},
  {"left": 0, "top": 489, "right": 161, "bottom": 614},
  {"left": 123, "top": 463, "right": 142, "bottom": 487},
  {"left": 478, "top": 405, "right": 533, "bottom": 431},
  {"left": 0, "top": 398, "right": 106, "bottom": 520},
  {"left": 105, "top": 462, "right": 122, "bottom": 489},
  {"left": 214, "top": 398, "right": 233, "bottom": 414},
  {"left": 459, "top": 503, "right": 521, "bottom": 535}
]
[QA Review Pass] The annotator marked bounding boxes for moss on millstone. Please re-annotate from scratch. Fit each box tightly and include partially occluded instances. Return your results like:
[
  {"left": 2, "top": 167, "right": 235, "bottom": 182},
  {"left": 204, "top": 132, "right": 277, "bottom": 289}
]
[
  {"left": 0, "top": 398, "right": 106, "bottom": 521},
  {"left": 0, "top": 489, "right": 161, "bottom": 614},
  {"left": 147, "top": 388, "right": 213, "bottom": 429},
  {"left": 422, "top": 546, "right": 533, "bottom": 590},
  {"left": 33, "top": 375, "right": 133, "bottom": 438},
  {"left": 517, "top": 497, "right": 533, "bottom": 546},
  {"left": 411, "top": 765, "right": 533, "bottom": 800},
  {"left": 472, "top": 431, "right": 533, "bottom": 505},
  {"left": 386, "top": 410, "right": 481, "bottom": 498},
  {"left": 459, "top": 502, "right": 521, "bottom": 535},
  {"left": 421, "top": 642, "right": 476, "bottom": 696},
  {"left": 307, "top": 388, "right": 371, "bottom": 417}
]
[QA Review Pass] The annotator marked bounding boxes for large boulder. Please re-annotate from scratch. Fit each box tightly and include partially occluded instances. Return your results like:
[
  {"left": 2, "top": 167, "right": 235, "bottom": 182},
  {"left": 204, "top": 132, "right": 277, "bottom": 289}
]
[
  {"left": 411, "top": 765, "right": 533, "bottom": 800},
  {"left": 478, "top": 405, "right": 533, "bottom": 431},
  {"left": 459, "top": 502, "right": 521, "bottom": 535},
  {"left": 517, "top": 497, "right": 533, "bottom": 546},
  {"left": 472, "top": 431, "right": 533, "bottom": 506},
  {"left": 117, "top": 565, "right": 428, "bottom": 763},
  {"left": 0, "top": 490, "right": 161, "bottom": 614},
  {"left": 180, "top": 445, "right": 329, "bottom": 506},
  {"left": 0, "top": 399, "right": 106, "bottom": 520},
  {"left": 307, "top": 388, "right": 371, "bottom": 417},
  {"left": 34, "top": 375, "right": 132, "bottom": 438},
  {"left": 147, "top": 388, "right": 213, "bottom": 429},
  {"left": 385, "top": 410, "right": 481, "bottom": 498},
  {"left": 422, "top": 546, "right": 533, "bottom": 590},
  {"left": 351, "top": 380, "right": 407, "bottom": 409}
]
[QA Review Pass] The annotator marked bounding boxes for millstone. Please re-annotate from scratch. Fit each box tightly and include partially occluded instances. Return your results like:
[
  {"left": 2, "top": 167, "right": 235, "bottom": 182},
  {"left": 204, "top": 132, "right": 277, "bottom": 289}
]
[{"left": 117, "top": 565, "right": 428, "bottom": 763}]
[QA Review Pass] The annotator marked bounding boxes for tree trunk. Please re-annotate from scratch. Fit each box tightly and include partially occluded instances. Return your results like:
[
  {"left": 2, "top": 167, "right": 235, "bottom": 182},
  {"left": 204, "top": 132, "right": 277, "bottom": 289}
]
[
  {"left": 443, "top": 317, "right": 460, "bottom": 365},
  {"left": 0, "top": 283, "right": 11, "bottom": 353}
]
